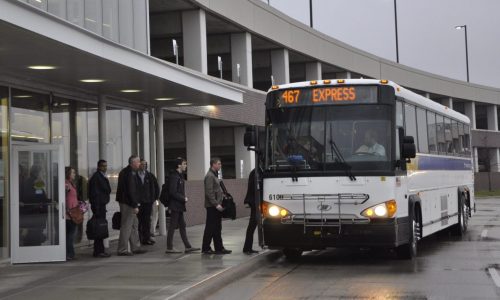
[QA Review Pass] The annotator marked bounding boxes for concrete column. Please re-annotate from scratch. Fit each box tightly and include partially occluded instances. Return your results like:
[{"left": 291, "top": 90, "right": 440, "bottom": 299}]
[
  {"left": 336, "top": 71, "right": 351, "bottom": 79},
  {"left": 155, "top": 107, "right": 166, "bottom": 236},
  {"left": 234, "top": 127, "right": 255, "bottom": 179},
  {"left": 182, "top": 9, "right": 207, "bottom": 74},
  {"left": 231, "top": 32, "right": 253, "bottom": 87},
  {"left": 149, "top": 108, "right": 157, "bottom": 175},
  {"left": 487, "top": 104, "right": 498, "bottom": 131},
  {"left": 98, "top": 96, "right": 107, "bottom": 160},
  {"left": 464, "top": 101, "right": 476, "bottom": 129},
  {"left": 271, "top": 49, "right": 290, "bottom": 84},
  {"left": 305, "top": 62, "right": 322, "bottom": 81},
  {"left": 441, "top": 97, "right": 453, "bottom": 109},
  {"left": 473, "top": 147, "right": 479, "bottom": 172},
  {"left": 97, "top": 96, "right": 108, "bottom": 248},
  {"left": 489, "top": 148, "right": 500, "bottom": 172},
  {"left": 186, "top": 119, "right": 211, "bottom": 180}
]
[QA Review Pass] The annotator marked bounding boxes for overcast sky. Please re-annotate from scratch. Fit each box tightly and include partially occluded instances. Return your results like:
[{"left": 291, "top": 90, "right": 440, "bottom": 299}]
[{"left": 266, "top": 0, "right": 500, "bottom": 89}]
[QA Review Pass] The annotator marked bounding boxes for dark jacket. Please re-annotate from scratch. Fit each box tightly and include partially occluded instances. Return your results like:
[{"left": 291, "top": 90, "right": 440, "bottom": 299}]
[
  {"left": 138, "top": 171, "right": 160, "bottom": 204},
  {"left": 244, "top": 169, "right": 263, "bottom": 207},
  {"left": 88, "top": 171, "right": 111, "bottom": 211},
  {"left": 204, "top": 169, "right": 223, "bottom": 208},
  {"left": 168, "top": 170, "right": 187, "bottom": 212},
  {"left": 116, "top": 165, "right": 141, "bottom": 208}
]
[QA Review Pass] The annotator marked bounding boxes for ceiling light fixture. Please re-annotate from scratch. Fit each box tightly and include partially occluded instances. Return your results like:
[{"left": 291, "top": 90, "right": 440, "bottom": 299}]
[
  {"left": 80, "top": 79, "right": 105, "bottom": 83},
  {"left": 13, "top": 95, "right": 32, "bottom": 99},
  {"left": 155, "top": 97, "right": 175, "bottom": 101},
  {"left": 176, "top": 103, "right": 192, "bottom": 106},
  {"left": 28, "top": 65, "right": 56, "bottom": 70},
  {"left": 120, "top": 89, "right": 141, "bottom": 93}
]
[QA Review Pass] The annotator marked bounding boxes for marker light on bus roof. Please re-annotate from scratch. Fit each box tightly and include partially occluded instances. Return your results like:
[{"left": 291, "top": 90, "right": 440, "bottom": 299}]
[
  {"left": 310, "top": 80, "right": 318, "bottom": 85},
  {"left": 380, "top": 80, "right": 389, "bottom": 84},
  {"left": 337, "top": 79, "right": 345, "bottom": 84},
  {"left": 323, "top": 80, "right": 331, "bottom": 84},
  {"left": 271, "top": 85, "right": 279, "bottom": 90}
]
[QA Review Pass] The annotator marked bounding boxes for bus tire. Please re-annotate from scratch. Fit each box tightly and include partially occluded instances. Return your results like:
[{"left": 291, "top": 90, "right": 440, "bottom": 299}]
[
  {"left": 283, "top": 248, "right": 303, "bottom": 261},
  {"left": 396, "top": 207, "right": 420, "bottom": 259},
  {"left": 452, "top": 193, "right": 469, "bottom": 236}
]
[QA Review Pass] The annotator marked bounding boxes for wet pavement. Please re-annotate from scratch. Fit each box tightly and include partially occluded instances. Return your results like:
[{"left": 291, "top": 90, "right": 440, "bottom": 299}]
[
  {"left": 209, "top": 197, "right": 500, "bottom": 300},
  {"left": 0, "top": 216, "right": 264, "bottom": 300}
]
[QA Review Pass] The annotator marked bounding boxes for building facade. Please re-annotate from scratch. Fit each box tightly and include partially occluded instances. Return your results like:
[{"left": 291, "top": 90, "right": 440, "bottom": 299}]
[{"left": 1, "top": 0, "right": 499, "bottom": 262}]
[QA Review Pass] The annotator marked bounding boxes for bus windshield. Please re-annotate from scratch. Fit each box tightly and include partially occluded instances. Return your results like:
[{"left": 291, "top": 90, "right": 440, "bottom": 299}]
[{"left": 266, "top": 104, "right": 393, "bottom": 173}]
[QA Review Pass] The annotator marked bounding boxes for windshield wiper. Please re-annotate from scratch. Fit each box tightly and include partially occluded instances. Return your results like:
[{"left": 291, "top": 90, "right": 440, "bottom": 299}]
[{"left": 329, "top": 123, "right": 356, "bottom": 181}]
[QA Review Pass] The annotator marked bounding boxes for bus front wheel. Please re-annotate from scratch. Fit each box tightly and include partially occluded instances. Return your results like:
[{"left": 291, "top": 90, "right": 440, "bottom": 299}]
[
  {"left": 452, "top": 194, "right": 469, "bottom": 236},
  {"left": 283, "top": 248, "right": 303, "bottom": 261},
  {"left": 396, "top": 207, "right": 420, "bottom": 259}
]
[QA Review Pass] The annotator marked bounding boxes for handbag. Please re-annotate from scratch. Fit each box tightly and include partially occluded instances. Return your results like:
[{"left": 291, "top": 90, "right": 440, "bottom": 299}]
[
  {"left": 112, "top": 211, "right": 121, "bottom": 230},
  {"left": 68, "top": 206, "right": 84, "bottom": 225},
  {"left": 86, "top": 216, "right": 109, "bottom": 240},
  {"left": 220, "top": 181, "right": 236, "bottom": 220}
]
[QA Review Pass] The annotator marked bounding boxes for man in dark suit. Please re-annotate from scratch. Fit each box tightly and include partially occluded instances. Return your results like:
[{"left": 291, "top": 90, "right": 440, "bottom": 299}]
[
  {"left": 243, "top": 168, "right": 261, "bottom": 255},
  {"left": 202, "top": 157, "right": 231, "bottom": 255},
  {"left": 88, "top": 160, "right": 111, "bottom": 258},
  {"left": 165, "top": 158, "right": 199, "bottom": 253},
  {"left": 137, "top": 159, "right": 159, "bottom": 245},
  {"left": 116, "top": 155, "right": 146, "bottom": 256}
]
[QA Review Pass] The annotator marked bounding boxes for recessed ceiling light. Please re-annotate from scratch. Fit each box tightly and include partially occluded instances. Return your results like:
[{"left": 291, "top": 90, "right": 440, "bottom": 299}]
[
  {"left": 176, "top": 103, "right": 192, "bottom": 106},
  {"left": 80, "top": 79, "right": 105, "bottom": 83},
  {"left": 120, "top": 89, "right": 141, "bottom": 93},
  {"left": 155, "top": 97, "right": 175, "bottom": 101},
  {"left": 28, "top": 65, "right": 56, "bottom": 70},
  {"left": 60, "top": 103, "right": 70, "bottom": 106},
  {"left": 13, "top": 95, "right": 32, "bottom": 99}
]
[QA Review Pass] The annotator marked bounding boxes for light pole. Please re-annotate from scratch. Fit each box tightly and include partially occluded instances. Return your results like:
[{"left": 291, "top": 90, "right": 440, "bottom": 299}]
[
  {"left": 394, "top": 0, "right": 399, "bottom": 63},
  {"left": 455, "top": 25, "right": 469, "bottom": 82}
]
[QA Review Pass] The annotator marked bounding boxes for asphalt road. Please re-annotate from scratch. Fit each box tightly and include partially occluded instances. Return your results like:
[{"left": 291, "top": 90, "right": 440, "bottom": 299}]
[{"left": 208, "top": 197, "right": 500, "bottom": 300}]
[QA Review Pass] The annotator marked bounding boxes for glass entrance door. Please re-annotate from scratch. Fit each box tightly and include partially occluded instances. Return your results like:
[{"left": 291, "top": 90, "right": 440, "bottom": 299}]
[{"left": 10, "top": 144, "right": 65, "bottom": 263}]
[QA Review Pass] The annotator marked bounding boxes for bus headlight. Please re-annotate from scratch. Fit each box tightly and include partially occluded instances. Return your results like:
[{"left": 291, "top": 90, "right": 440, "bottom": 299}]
[
  {"left": 262, "top": 201, "right": 290, "bottom": 218},
  {"left": 361, "top": 200, "right": 397, "bottom": 218}
]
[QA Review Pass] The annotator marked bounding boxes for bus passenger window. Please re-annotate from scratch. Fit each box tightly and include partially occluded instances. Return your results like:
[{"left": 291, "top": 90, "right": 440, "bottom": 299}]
[
  {"left": 427, "top": 111, "right": 437, "bottom": 153},
  {"left": 417, "top": 108, "right": 428, "bottom": 153},
  {"left": 458, "top": 123, "right": 465, "bottom": 156},
  {"left": 404, "top": 104, "right": 418, "bottom": 148},
  {"left": 436, "top": 115, "right": 445, "bottom": 154},
  {"left": 444, "top": 118, "right": 453, "bottom": 155},
  {"left": 451, "top": 120, "right": 460, "bottom": 155},
  {"left": 464, "top": 125, "right": 471, "bottom": 156}
]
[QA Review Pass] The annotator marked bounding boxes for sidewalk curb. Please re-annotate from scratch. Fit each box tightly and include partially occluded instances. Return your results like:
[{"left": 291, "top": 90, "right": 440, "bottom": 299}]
[{"left": 164, "top": 250, "right": 282, "bottom": 300}]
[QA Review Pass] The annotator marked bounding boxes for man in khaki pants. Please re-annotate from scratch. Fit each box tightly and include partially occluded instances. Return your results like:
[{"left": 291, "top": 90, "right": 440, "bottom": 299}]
[{"left": 116, "top": 155, "right": 147, "bottom": 256}]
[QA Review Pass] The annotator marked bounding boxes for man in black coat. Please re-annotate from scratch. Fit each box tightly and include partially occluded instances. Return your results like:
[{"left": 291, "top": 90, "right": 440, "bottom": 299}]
[
  {"left": 165, "top": 158, "right": 199, "bottom": 253},
  {"left": 137, "top": 159, "right": 159, "bottom": 245},
  {"left": 243, "top": 168, "right": 261, "bottom": 254},
  {"left": 88, "top": 160, "right": 111, "bottom": 258},
  {"left": 116, "top": 155, "right": 146, "bottom": 256}
]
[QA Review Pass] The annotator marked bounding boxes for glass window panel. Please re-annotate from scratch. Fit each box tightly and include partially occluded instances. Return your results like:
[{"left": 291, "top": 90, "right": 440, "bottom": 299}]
[
  {"left": 106, "top": 109, "right": 123, "bottom": 192},
  {"left": 11, "top": 89, "right": 50, "bottom": 143},
  {"left": 47, "top": 0, "right": 66, "bottom": 18},
  {"left": 416, "top": 108, "right": 428, "bottom": 153},
  {"left": 444, "top": 118, "right": 452, "bottom": 154},
  {"left": 451, "top": 121, "right": 461, "bottom": 155},
  {"left": 67, "top": 0, "right": 84, "bottom": 26},
  {"left": 84, "top": 0, "right": 102, "bottom": 34},
  {"left": 464, "top": 125, "right": 471, "bottom": 156},
  {"left": 436, "top": 115, "right": 445, "bottom": 153},
  {"left": 396, "top": 101, "right": 403, "bottom": 127},
  {"left": 0, "top": 87, "right": 9, "bottom": 258},
  {"left": 427, "top": 111, "right": 437, "bottom": 153},
  {"left": 102, "top": 0, "right": 119, "bottom": 42},
  {"left": 404, "top": 104, "right": 417, "bottom": 145}
]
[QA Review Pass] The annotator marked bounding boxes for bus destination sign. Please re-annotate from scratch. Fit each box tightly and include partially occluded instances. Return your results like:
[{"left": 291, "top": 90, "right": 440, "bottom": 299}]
[{"left": 271, "top": 86, "right": 378, "bottom": 108}]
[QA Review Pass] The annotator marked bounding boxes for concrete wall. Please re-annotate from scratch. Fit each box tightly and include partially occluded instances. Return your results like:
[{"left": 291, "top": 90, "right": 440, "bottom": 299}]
[{"left": 475, "top": 172, "right": 500, "bottom": 191}]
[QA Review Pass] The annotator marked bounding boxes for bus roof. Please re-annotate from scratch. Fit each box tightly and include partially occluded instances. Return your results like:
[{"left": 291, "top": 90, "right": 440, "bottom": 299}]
[{"left": 268, "top": 79, "right": 470, "bottom": 124}]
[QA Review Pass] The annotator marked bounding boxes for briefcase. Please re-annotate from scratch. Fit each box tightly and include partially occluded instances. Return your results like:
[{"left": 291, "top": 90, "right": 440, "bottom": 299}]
[{"left": 86, "top": 216, "right": 109, "bottom": 240}]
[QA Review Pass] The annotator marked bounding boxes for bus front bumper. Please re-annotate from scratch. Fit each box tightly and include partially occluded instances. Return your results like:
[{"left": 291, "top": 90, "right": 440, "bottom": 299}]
[{"left": 263, "top": 217, "right": 410, "bottom": 250}]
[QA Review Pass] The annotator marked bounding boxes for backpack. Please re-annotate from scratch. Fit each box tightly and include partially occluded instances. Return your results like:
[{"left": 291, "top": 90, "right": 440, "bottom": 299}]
[
  {"left": 112, "top": 211, "right": 121, "bottom": 230},
  {"left": 159, "top": 175, "right": 170, "bottom": 208}
]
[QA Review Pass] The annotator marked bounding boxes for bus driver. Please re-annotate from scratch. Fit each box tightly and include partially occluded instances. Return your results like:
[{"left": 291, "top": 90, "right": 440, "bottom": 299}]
[{"left": 355, "top": 129, "right": 386, "bottom": 157}]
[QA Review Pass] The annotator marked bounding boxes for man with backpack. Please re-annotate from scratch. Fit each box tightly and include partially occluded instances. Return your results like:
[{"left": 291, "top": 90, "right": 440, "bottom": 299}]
[{"left": 165, "top": 158, "right": 199, "bottom": 253}]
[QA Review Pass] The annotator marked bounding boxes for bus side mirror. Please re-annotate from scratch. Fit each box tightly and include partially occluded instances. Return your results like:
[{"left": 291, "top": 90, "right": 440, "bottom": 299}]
[
  {"left": 402, "top": 136, "right": 416, "bottom": 159},
  {"left": 244, "top": 126, "right": 257, "bottom": 147}
]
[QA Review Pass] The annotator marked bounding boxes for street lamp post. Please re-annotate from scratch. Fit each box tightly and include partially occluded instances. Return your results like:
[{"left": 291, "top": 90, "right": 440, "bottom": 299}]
[
  {"left": 394, "top": 0, "right": 399, "bottom": 63},
  {"left": 455, "top": 25, "right": 469, "bottom": 82}
]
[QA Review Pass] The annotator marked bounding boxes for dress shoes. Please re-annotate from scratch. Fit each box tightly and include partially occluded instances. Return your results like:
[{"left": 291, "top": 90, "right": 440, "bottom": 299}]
[
  {"left": 243, "top": 249, "right": 259, "bottom": 255},
  {"left": 202, "top": 249, "right": 216, "bottom": 255},
  {"left": 93, "top": 252, "right": 111, "bottom": 258},
  {"left": 132, "top": 249, "right": 147, "bottom": 255},
  {"left": 215, "top": 249, "right": 232, "bottom": 255},
  {"left": 184, "top": 247, "right": 200, "bottom": 253},
  {"left": 165, "top": 248, "right": 182, "bottom": 254},
  {"left": 142, "top": 240, "right": 155, "bottom": 246}
]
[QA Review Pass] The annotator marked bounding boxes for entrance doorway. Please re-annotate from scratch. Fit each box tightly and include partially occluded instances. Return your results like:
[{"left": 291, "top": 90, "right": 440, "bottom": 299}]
[{"left": 10, "top": 144, "right": 65, "bottom": 263}]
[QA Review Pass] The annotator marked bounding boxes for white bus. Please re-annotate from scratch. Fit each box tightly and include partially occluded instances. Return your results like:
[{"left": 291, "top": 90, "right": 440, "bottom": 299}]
[{"left": 245, "top": 79, "right": 474, "bottom": 259}]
